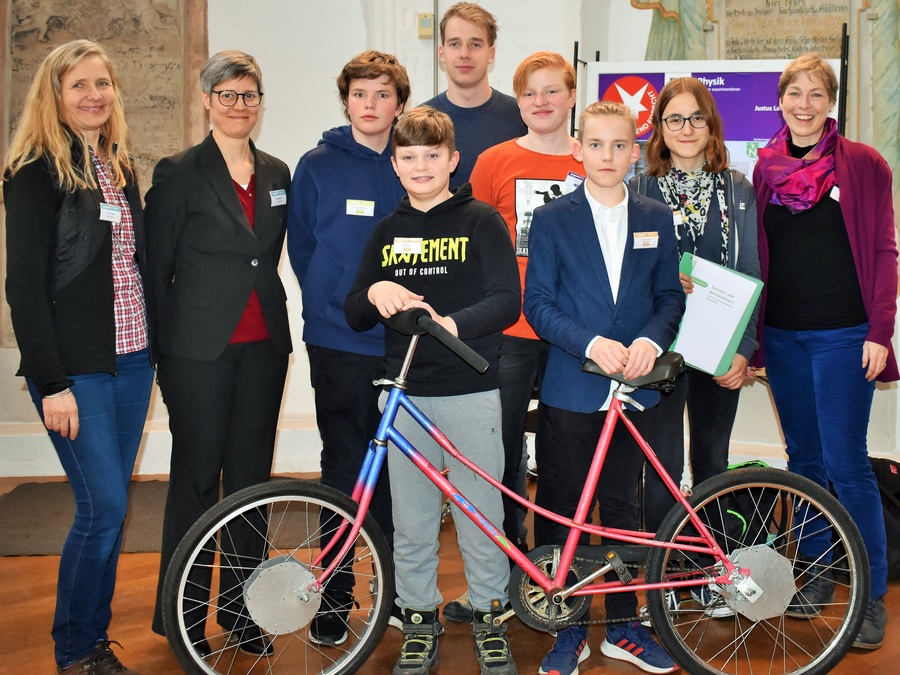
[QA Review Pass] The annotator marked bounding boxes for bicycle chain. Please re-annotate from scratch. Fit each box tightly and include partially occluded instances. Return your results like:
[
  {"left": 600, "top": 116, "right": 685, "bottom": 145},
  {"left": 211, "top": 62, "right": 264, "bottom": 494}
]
[
  {"left": 543, "top": 558, "right": 647, "bottom": 627},
  {"left": 523, "top": 552, "right": 700, "bottom": 629},
  {"left": 569, "top": 614, "right": 643, "bottom": 626}
]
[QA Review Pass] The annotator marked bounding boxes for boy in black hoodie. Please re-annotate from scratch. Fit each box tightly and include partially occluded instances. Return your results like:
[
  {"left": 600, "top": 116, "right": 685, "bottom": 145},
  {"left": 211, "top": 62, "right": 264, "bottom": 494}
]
[{"left": 345, "top": 107, "right": 520, "bottom": 675}]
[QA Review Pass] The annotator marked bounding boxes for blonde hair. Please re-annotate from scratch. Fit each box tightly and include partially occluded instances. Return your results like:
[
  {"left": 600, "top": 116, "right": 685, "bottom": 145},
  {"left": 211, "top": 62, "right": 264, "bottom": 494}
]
[
  {"left": 779, "top": 53, "right": 838, "bottom": 103},
  {"left": 578, "top": 100, "right": 636, "bottom": 143},
  {"left": 440, "top": 2, "right": 498, "bottom": 46},
  {"left": 5, "top": 39, "right": 133, "bottom": 191}
]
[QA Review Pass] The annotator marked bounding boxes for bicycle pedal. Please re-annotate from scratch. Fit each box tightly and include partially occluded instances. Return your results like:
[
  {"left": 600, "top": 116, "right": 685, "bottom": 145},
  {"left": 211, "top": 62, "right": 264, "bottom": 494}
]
[{"left": 606, "top": 551, "right": 632, "bottom": 584}]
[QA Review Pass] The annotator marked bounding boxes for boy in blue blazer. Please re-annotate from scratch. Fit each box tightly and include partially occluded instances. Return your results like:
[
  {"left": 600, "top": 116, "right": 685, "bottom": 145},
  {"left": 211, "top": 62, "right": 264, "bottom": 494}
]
[{"left": 523, "top": 101, "right": 684, "bottom": 675}]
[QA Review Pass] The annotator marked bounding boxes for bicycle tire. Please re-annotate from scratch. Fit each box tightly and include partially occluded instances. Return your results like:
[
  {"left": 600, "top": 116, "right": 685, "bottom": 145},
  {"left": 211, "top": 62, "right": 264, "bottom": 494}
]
[
  {"left": 645, "top": 467, "right": 868, "bottom": 675},
  {"left": 162, "top": 479, "right": 394, "bottom": 674}
]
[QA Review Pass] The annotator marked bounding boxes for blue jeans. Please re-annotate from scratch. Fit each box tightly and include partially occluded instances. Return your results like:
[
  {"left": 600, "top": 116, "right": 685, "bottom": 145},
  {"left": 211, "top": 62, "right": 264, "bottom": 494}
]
[
  {"left": 764, "top": 325, "right": 887, "bottom": 599},
  {"left": 27, "top": 349, "right": 154, "bottom": 667}
]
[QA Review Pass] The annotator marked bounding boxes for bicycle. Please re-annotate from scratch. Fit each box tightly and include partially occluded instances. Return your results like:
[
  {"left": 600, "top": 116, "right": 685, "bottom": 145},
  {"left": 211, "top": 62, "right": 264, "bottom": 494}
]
[{"left": 162, "top": 308, "right": 869, "bottom": 675}]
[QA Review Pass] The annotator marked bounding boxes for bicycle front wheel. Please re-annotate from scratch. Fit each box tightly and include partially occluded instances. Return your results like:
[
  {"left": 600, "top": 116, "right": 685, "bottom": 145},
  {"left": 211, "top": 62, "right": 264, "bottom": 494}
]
[
  {"left": 162, "top": 479, "right": 394, "bottom": 675},
  {"left": 645, "top": 467, "right": 868, "bottom": 675}
]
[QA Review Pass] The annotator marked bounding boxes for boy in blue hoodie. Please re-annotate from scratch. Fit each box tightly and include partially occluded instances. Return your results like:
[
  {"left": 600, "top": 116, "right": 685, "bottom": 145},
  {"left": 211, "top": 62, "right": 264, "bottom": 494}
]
[{"left": 286, "top": 50, "right": 410, "bottom": 645}]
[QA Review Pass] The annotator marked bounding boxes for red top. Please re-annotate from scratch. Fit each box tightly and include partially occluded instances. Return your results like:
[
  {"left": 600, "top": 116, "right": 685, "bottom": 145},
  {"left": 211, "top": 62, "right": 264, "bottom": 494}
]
[{"left": 230, "top": 175, "right": 271, "bottom": 344}]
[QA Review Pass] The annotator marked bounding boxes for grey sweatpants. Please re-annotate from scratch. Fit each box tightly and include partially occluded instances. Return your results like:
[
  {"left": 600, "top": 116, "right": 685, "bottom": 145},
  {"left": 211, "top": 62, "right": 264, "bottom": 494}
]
[{"left": 382, "top": 389, "right": 510, "bottom": 612}]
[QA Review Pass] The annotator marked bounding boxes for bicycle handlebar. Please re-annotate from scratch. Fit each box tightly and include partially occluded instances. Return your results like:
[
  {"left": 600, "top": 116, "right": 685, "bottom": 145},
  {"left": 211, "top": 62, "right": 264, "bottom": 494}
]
[
  {"left": 418, "top": 315, "right": 490, "bottom": 374},
  {"left": 383, "top": 308, "right": 490, "bottom": 374}
]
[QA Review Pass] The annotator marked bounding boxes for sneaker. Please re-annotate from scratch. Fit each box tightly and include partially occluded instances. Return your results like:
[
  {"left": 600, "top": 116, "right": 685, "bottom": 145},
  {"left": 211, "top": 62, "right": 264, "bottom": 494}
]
[
  {"left": 57, "top": 640, "right": 139, "bottom": 674},
  {"left": 690, "top": 585, "right": 735, "bottom": 618},
  {"left": 444, "top": 590, "right": 474, "bottom": 623},
  {"left": 538, "top": 625, "right": 591, "bottom": 675},
  {"left": 393, "top": 608, "right": 442, "bottom": 674},
  {"left": 225, "top": 625, "right": 274, "bottom": 655},
  {"left": 473, "top": 608, "right": 517, "bottom": 674},
  {"left": 786, "top": 560, "right": 834, "bottom": 618},
  {"left": 601, "top": 621, "right": 678, "bottom": 674},
  {"left": 853, "top": 597, "right": 886, "bottom": 650},
  {"left": 640, "top": 589, "right": 681, "bottom": 627},
  {"left": 310, "top": 590, "right": 352, "bottom": 646}
]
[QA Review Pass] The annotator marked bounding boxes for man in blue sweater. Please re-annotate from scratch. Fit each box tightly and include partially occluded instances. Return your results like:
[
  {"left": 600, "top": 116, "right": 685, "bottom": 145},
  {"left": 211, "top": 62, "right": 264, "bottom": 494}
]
[
  {"left": 420, "top": 2, "right": 525, "bottom": 189},
  {"left": 286, "top": 50, "right": 410, "bottom": 645}
]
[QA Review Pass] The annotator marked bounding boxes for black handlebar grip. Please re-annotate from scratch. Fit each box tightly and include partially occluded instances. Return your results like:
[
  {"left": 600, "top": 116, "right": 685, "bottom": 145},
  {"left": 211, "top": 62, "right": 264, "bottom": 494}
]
[{"left": 418, "top": 316, "right": 490, "bottom": 374}]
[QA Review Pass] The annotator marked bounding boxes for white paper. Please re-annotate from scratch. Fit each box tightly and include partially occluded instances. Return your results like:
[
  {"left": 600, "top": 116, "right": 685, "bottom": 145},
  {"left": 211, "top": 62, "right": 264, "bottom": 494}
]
[{"left": 672, "top": 256, "right": 759, "bottom": 374}]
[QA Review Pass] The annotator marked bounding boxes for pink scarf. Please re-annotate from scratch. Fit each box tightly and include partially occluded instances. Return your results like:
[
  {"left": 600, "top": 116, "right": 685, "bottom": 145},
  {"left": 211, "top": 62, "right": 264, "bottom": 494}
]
[{"left": 757, "top": 117, "right": 838, "bottom": 214}]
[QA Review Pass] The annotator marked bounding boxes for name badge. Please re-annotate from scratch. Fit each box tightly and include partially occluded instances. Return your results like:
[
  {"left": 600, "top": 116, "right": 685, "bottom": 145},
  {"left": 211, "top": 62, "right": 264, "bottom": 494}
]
[
  {"left": 672, "top": 210, "right": 685, "bottom": 228},
  {"left": 830, "top": 185, "right": 840, "bottom": 202},
  {"left": 99, "top": 203, "right": 122, "bottom": 224},
  {"left": 394, "top": 237, "right": 423, "bottom": 255},
  {"left": 633, "top": 232, "right": 659, "bottom": 249},
  {"left": 565, "top": 171, "right": 585, "bottom": 190},
  {"left": 347, "top": 199, "right": 375, "bottom": 217},
  {"left": 270, "top": 189, "right": 287, "bottom": 206}
]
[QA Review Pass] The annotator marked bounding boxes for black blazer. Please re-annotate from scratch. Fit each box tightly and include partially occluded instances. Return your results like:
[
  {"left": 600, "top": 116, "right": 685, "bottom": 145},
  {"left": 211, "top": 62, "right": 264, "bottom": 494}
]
[
  {"left": 145, "top": 132, "right": 292, "bottom": 362},
  {"left": 4, "top": 144, "right": 152, "bottom": 396}
]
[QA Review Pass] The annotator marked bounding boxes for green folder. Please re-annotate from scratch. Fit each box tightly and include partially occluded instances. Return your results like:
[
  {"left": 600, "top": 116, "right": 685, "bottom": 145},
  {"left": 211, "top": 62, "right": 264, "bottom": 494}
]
[{"left": 671, "top": 252, "right": 763, "bottom": 376}]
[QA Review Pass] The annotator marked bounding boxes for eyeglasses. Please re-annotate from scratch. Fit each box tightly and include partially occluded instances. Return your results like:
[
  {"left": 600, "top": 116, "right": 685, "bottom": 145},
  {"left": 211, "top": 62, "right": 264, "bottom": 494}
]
[
  {"left": 211, "top": 90, "right": 263, "bottom": 107},
  {"left": 661, "top": 113, "right": 708, "bottom": 131}
]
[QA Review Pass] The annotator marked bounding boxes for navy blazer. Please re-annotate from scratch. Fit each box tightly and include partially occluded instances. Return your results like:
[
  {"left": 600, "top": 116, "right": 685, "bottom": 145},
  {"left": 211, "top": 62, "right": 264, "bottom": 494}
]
[
  {"left": 145, "top": 132, "right": 292, "bottom": 362},
  {"left": 523, "top": 183, "right": 684, "bottom": 413}
]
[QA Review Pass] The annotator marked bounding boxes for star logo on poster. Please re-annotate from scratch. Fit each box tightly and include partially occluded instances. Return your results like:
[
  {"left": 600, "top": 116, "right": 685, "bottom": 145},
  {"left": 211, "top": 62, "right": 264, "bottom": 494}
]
[{"left": 602, "top": 76, "right": 658, "bottom": 138}]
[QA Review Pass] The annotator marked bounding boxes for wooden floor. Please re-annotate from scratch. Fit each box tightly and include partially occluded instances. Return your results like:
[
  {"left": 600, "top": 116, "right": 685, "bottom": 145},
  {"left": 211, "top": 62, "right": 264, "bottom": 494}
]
[{"left": 1, "top": 478, "right": 898, "bottom": 674}]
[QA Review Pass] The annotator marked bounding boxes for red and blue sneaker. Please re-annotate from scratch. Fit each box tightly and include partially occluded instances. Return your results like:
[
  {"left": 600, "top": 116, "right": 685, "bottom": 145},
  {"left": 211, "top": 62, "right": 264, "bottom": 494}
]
[
  {"left": 601, "top": 621, "right": 678, "bottom": 673},
  {"left": 538, "top": 625, "right": 591, "bottom": 675}
]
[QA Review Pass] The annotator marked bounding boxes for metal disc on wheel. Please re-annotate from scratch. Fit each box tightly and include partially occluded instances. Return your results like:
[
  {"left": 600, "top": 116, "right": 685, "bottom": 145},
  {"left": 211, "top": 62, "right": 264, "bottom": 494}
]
[
  {"left": 243, "top": 554, "right": 321, "bottom": 634},
  {"left": 726, "top": 544, "right": 795, "bottom": 622}
]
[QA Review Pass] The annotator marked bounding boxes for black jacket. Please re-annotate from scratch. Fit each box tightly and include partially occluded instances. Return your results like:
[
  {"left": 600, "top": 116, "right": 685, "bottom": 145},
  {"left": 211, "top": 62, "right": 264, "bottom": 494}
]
[
  {"left": 4, "top": 142, "right": 152, "bottom": 396},
  {"left": 144, "top": 133, "right": 292, "bottom": 362}
]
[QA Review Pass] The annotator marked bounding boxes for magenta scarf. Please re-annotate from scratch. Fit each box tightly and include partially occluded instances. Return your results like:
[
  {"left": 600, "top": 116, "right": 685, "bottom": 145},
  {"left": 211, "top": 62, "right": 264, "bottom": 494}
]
[{"left": 757, "top": 117, "right": 839, "bottom": 213}]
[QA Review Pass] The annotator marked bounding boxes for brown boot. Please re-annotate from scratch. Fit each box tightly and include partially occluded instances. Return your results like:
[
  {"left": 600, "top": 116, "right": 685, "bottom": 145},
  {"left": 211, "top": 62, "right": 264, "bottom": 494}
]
[{"left": 57, "top": 640, "right": 140, "bottom": 674}]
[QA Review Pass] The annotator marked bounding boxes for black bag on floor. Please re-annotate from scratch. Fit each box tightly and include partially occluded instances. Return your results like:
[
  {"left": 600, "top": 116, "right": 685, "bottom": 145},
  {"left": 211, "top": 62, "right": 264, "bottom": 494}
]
[{"left": 869, "top": 457, "right": 900, "bottom": 579}]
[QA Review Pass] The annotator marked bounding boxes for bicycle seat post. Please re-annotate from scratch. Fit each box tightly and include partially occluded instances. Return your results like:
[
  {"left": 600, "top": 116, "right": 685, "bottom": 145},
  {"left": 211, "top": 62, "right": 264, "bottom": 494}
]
[{"left": 395, "top": 334, "right": 421, "bottom": 387}]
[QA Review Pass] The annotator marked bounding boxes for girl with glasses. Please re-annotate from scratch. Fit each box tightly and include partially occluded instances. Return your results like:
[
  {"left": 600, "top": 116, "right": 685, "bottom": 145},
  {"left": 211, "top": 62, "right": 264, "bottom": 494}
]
[{"left": 629, "top": 77, "right": 761, "bottom": 541}]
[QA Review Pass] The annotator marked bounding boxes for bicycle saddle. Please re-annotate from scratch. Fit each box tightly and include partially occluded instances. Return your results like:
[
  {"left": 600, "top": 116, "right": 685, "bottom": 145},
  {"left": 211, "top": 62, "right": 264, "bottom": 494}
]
[{"left": 581, "top": 351, "right": 684, "bottom": 392}]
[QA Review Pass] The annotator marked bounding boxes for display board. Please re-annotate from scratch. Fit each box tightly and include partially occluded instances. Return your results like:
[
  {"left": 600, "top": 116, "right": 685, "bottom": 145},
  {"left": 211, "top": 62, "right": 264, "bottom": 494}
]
[{"left": 587, "top": 59, "right": 840, "bottom": 179}]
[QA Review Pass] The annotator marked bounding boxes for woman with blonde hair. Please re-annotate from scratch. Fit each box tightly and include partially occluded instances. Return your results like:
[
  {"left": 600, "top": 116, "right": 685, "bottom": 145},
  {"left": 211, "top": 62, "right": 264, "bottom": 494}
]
[{"left": 4, "top": 39, "right": 152, "bottom": 674}]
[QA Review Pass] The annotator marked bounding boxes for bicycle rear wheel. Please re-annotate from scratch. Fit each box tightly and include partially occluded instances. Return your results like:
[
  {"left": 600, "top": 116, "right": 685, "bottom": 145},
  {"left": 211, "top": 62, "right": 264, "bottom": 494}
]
[
  {"left": 645, "top": 467, "right": 868, "bottom": 675},
  {"left": 162, "top": 479, "right": 393, "bottom": 674}
]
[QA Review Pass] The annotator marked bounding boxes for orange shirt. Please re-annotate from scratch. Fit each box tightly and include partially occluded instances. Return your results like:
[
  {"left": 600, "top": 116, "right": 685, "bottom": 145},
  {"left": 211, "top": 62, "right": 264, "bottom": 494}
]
[{"left": 470, "top": 139, "right": 585, "bottom": 339}]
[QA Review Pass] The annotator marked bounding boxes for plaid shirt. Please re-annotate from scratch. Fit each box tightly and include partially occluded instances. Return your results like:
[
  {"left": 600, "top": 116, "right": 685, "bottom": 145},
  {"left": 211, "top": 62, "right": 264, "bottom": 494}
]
[{"left": 90, "top": 149, "right": 148, "bottom": 354}]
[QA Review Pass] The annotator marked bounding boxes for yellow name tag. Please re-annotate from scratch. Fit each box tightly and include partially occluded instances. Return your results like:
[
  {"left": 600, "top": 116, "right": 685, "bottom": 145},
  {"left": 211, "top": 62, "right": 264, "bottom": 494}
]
[{"left": 633, "top": 232, "right": 659, "bottom": 249}]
